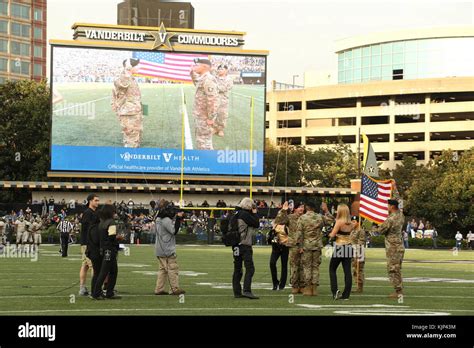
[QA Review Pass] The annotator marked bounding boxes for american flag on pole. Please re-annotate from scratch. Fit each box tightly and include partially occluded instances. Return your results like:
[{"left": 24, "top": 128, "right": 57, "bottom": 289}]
[
  {"left": 132, "top": 51, "right": 208, "bottom": 83},
  {"left": 360, "top": 174, "right": 393, "bottom": 224}
]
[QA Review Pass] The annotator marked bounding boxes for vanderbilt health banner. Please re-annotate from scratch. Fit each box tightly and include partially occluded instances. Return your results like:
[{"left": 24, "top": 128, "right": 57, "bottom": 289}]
[{"left": 51, "top": 146, "right": 263, "bottom": 176}]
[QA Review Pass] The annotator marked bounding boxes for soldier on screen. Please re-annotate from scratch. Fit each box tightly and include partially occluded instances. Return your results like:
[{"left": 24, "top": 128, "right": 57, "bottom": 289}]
[
  {"left": 112, "top": 58, "right": 143, "bottom": 148},
  {"left": 190, "top": 58, "right": 219, "bottom": 150},
  {"left": 371, "top": 199, "right": 405, "bottom": 299},
  {"left": 214, "top": 65, "right": 233, "bottom": 137}
]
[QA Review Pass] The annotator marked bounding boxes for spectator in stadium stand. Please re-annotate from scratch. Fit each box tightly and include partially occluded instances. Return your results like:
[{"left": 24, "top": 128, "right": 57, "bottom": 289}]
[
  {"left": 201, "top": 200, "right": 210, "bottom": 208},
  {"left": 128, "top": 199, "right": 135, "bottom": 214},
  {"left": 186, "top": 201, "right": 194, "bottom": 207},
  {"left": 455, "top": 231, "right": 463, "bottom": 250},
  {"left": 467, "top": 231, "right": 474, "bottom": 250},
  {"left": 432, "top": 228, "right": 438, "bottom": 249}
]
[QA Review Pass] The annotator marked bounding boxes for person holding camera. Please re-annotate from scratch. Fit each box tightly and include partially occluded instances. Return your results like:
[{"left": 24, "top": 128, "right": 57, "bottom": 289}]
[
  {"left": 232, "top": 197, "right": 260, "bottom": 299},
  {"left": 154, "top": 200, "right": 185, "bottom": 295}
]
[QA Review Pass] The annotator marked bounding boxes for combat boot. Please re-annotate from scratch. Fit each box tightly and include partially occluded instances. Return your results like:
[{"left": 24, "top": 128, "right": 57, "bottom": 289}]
[
  {"left": 291, "top": 287, "right": 299, "bottom": 294},
  {"left": 388, "top": 289, "right": 403, "bottom": 299},
  {"left": 352, "top": 283, "right": 363, "bottom": 293},
  {"left": 302, "top": 286, "right": 312, "bottom": 296},
  {"left": 312, "top": 285, "right": 318, "bottom": 296}
]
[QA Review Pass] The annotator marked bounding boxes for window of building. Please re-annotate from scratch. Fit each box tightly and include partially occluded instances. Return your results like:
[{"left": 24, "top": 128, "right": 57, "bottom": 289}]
[
  {"left": 11, "top": 22, "right": 30, "bottom": 37},
  {"left": 431, "top": 112, "right": 474, "bottom": 122},
  {"left": 430, "top": 131, "right": 474, "bottom": 141},
  {"left": 0, "top": 1, "right": 7, "bottom": 16},
  {"left": 338, "top": 117, "right": 357, "bottom": 126},
  {"left": 10, "top": 60, "right": 29, "bottom": 75},
  {"left": 11, "top": 3, "right": 30, "bottom": 20},
  {"left": 33, "top": 26, "right": 43, "bottom": 40},
  {"left": 306, "top": 118, "right": 335, "bottom": 128},
  {"left": 429, "top": 150, "right": 465, "bottom": 160},
  {"left": 431, "top": 92, "right": 474, "bottom": 103},
  {"left": 395, "top": 114, "right": 425, "bottom": 123},
  {"left": 0, "top": 39, "right": 7, "bottom": 53},
  {"left": 306, "top": 135, "right": 356, "bottom": 145},
  {"left": 265, "top": 121, "right": 269, "bottom": 129},
  {"left": 393, "top": 68, "right": 403, "bottom": 80},
  {"left": 361, "top": 96, "right": 390, "bottom": 107},
  {"left": 375, "top": 152, "right": 389, "bottom": 161},
  {"left": 0, "top": 20, "right": 7, "bottom": 33},
  {"left": 306, "top": 98, "right": 356, "bottom": 109},
  {"left": 33, "top": 45, "right": 42, "bottom": 58},
  {"left": 11, "top": 41, "right": 30, "bottom": 56},
  {"left": 394, "top": 152, "right": 425, "bottom": 161},
  {"left": 33, "top": 63, "right": 42, "bottom": 76},
  {"left": 0, "top": 76, "right": 5, "bottom": 84},
  {"left": 265, "top": 103, "right": 269, "bottom": 112},
  {"left": 277, "top": 137, "right": 301, "bottom": 145},
  {"left": 363, "top": 134, "right": 390, "bottom": 143},
  {"left": 0, "top": 57, "right": 7, "bottom": 71},
  {"left": 277, "top": 101, "right": 302, "bottom": 112},
  {"left": 394, "top": 133, "right": 425, "bottom": 142},
  {"left": 395, "top": 94, "right": 425, "bottom": 104},
  {"left": 34, "top": 8, "right": 43, "bottom": 21},
  {"left": 361, "top": 115, "right": 389, "bottom": 125},
  {"left": 277, "top": 120, "right": 302, "bottom": 128}
]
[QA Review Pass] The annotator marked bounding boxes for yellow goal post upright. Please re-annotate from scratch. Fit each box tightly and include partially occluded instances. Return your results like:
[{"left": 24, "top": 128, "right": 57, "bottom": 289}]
[{"left": 177, "top": 93, "right": 256, "bottom": 212}]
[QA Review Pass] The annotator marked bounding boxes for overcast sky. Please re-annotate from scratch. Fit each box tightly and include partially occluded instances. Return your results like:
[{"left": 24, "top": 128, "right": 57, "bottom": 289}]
[{"left": 47, "top": 0, "right": 474, "bottom": 84}]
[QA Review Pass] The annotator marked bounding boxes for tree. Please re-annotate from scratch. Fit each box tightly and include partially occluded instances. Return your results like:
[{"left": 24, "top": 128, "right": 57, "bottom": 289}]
[
  {"left": 390, "top": 155, "right": 427, "bottom": 201},
  {"left": 405, "top": 148, "right": 474, "bottom": 237},
  {"left": 0, "top": 80, "right": 51, "bottom": 201}
]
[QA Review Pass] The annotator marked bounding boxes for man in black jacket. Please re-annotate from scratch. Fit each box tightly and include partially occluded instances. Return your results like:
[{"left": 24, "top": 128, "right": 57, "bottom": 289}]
[
  {"left": 79, "top": 194, "right": 99, "bottom": 296},
  {"left": 233, "top": 197, "right": 260, "bottom": 299}
]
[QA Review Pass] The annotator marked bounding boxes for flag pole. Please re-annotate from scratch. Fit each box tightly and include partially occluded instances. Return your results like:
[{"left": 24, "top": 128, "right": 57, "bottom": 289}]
[
  {"left": 249, "top": 96, "right": 254, "bottom": 199},
  {"left": 179, "top": 90, "right": 186, "bottom": 207}
]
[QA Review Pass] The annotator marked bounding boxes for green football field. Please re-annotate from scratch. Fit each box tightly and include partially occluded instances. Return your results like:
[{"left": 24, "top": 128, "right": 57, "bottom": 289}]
[
  {"left": 52, "top": 83, "right": 265, "bottom": 150},
  {"left": 0, "top": 245, "right": 473, "bottom": 316}
]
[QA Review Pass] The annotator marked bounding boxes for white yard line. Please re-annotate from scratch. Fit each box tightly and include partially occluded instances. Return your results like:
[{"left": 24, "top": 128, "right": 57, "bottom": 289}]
[{"left": 52, "top": 96, "right": 110, "bottom": 113}]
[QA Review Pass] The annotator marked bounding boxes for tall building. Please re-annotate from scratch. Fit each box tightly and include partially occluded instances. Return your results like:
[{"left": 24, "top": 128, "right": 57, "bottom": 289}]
[
  {"left": 0, "top": 0, "right": 47, "bottom": 84},
  {"left": 266, "top": 27, "right": 474, "bottom": 169},
  {"left": 117, "top": 0, "right": 194, "bottom": 29}
]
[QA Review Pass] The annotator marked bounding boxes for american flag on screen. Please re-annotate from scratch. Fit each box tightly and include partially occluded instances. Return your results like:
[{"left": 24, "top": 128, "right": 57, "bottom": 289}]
[
  {"left": 360, "top": 174, "right": 393, "bottom": 224},
  {"left": 132, "top": 51, "right": 208, "bottom": 82}
]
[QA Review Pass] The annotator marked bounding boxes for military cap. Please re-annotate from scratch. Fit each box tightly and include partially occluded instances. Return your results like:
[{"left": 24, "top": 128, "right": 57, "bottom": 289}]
[
  {"left": 194, "top": 58, "right": 212, "bottom": 66},
  {"left": 387, "top": 199, "right": 399, "bottom": 208}
]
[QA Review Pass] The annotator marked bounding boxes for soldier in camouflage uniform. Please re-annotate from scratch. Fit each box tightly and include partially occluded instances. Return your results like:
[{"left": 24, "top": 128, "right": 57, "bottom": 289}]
[
  {"left": 372, "top": 199, "right": 405, "bottom": 298},
  {"left": 214, "top": 65, "right": 233, "bottom": 137},
  {"left": 112, "top": 58, "right": 143, "bottom": 148},
  {"left": 190, "top": 58, "right": 219, "bottom": 150},
  {"left": 350, "top": 218, "right": 367, "bottom": 293},
  {"left": 273, "top": 201, "right": 305, "bottom": 294},
  {"left": 296, "top": 201, "right": 335, "bottom": 296}
]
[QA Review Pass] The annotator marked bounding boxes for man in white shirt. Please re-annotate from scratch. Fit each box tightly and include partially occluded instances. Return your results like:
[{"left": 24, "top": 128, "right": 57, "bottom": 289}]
[
  {"left": 467, "top": 231, "right": 474, "bottom": 250},
  {"left": 455, "top": 231, "right": 463, "bottom": 250}
]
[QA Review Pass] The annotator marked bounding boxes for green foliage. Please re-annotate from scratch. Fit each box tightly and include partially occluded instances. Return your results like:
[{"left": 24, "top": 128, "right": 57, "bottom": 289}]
[
  {"left": 264, "top": 140, "right": 358, "bottom": 187},
  {"left": 0, "top": 80, "right": 51, "bottom": 202},
  {"left": 405, "top": 148, "right": 474, "bottom": 238}
]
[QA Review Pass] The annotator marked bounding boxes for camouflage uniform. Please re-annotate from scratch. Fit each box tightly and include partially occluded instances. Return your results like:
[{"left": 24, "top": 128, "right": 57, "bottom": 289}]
[
  {"left": 296, "top": 211, "right": 335, "bottom": 293},
  {"left": 191, "top": 71, "right": 218, "bottom": 150},
  {"left": 350, "top": 222, "right": 367, "bottom": 292},
  {"left": 215, "top": 75, "right": 233, "bottom": 133},
  {"left": 373, "top": 210, "right": 405, "bottom": 292},
  {"left": 273, "top": 209, "right": 304, "bottom": 290},
  {"left": 112, "top": 69, "right": 143, "bottom": 148}
]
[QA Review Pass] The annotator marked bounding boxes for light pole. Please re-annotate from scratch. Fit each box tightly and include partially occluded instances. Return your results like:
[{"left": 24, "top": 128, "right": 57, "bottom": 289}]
[{"left": 292, "top": 74, "right": 299, "bottom": 87}]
